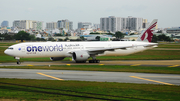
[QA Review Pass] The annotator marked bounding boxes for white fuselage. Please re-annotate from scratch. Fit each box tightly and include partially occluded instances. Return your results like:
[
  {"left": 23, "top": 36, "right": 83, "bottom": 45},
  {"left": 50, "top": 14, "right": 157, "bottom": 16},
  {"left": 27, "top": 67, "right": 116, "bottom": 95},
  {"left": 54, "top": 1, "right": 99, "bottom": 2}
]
[{"left": 4, "top": 41, "right": 157, "bottom": 58}]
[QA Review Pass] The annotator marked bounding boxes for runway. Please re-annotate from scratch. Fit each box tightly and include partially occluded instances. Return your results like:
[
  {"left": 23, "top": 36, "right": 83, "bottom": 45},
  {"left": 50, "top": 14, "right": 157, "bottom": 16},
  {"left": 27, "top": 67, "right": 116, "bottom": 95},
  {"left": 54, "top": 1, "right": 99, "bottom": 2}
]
[
  {"left": 0, "top": 68, "right": 179, "bottom": 85},
  {"left": 1, "top": 60, "right": 180, "bottom": 67}
]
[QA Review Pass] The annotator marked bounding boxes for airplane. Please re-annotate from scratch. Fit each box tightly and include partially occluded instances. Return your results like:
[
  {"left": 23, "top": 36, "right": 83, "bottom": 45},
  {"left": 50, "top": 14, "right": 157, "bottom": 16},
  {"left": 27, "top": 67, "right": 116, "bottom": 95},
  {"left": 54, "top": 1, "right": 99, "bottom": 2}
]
[{"left": 4, "top": 19, "right": 158, "bottom": 64}]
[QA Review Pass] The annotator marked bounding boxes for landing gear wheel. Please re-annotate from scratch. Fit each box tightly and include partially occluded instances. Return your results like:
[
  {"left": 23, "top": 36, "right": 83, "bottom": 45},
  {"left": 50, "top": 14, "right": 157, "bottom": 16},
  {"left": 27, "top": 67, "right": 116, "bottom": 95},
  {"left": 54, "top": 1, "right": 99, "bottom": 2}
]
[
  {"left": 89, "top": 60, "right": 100, "bottom": 63},
  {"left": 96, "top": 60, "right": 100, "bottom": 63},
  {"left": 76, "top": 61, "right": 86, "bottom": 63},
  {"left": 17, "top": 61, "right": 21, "bottom": 65}
]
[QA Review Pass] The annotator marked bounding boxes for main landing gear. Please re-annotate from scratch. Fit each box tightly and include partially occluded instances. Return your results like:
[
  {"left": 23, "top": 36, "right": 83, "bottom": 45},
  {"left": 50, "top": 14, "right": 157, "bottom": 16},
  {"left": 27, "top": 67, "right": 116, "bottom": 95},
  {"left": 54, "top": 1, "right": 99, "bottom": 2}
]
[
  {"left": 89, "top": 60, "right": 100, "bottom": 63},
  {"left": 15, "top": 57, "right": 21, "bottom": 65},
  {"left": 88, "top": 55, "right": 100, "bottom": 63}
]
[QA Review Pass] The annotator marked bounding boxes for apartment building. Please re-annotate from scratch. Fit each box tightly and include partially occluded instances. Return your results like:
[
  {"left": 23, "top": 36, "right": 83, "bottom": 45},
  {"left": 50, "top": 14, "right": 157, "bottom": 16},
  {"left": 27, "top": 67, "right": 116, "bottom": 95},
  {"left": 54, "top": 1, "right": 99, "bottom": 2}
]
[
  {"left": 46, "top": 22, "right": 57, "bottom": 30},
  {"left": 100, "top": 16, "right": 143, "bottom": 32},
  {"left": 57, "top": 19, "right": 73, "bottom": 30},
  {"left": 78, "top": 22, "right": 92, "bottom": 29},
  {"left": 13, "top": 20, "right": 43, "bottom": 30}
]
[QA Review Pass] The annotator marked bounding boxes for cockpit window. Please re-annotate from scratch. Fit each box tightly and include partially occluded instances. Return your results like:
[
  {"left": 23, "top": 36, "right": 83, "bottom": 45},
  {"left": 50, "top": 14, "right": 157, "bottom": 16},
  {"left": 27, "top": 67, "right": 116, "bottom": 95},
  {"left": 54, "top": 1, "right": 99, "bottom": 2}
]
[{"left": 7, "top": 47, "right": 13, "bottom": 50}]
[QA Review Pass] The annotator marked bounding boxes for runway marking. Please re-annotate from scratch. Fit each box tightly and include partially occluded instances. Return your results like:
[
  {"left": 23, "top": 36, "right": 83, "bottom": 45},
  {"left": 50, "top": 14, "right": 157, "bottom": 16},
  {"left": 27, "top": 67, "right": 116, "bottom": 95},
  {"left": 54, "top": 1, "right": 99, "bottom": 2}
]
[
  {"left": 66, "top": 64, "right": 71, "bottom": 66},
  {"left": 131, "top": 64, "right": 141, "bottom": 66},
  {"left": 130, "top": 76, "right": 174, "bottom": 86},
  {"left": 27, "top": 64, "right": 34, "bottom": 66},
  {"left": 137, "top": 76, "right": 180, "bottom": 77},
  {"left": 168, "top": 65, "right": 179, "bottom": 67},
  {"left": 37, "top": 72, "right": 64, "bottom": 80}
]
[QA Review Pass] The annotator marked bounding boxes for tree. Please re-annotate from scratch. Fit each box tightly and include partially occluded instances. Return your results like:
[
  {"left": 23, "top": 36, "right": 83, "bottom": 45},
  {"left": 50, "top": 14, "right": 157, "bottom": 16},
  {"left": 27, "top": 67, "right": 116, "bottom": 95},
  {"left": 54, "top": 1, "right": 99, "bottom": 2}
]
[
  {"left": 58, "top": 39, "right": 63, "bottom": 41},
  {"left": 54, "top": 33, "right": 63, "bottom": 36},
  {"left": 1, "top": 33, "right": 14, "bottom": 40},
  {"left": 14, "top": 31, "right": 31, "bottom": 42},
  {"left": 152, "top": 34, "right": 171, "bottom": 42},
  {"left": 157, "top": 30, "right": 162, "bottom": 33},
  {"left": 80, "top": 36, "right": 85, "bottom": 41},
  {"left": 48, "top": 37, "right": 55, "bottom": 41},
  {"left": 158, "top": 34, "right": 171, "bottom": 41},
  {"left": 151, "top": 35, "right": 158, "bottom": 42},
  {"left": 29, "top": 34, "right": 36, "bottom": 40},
  {"left": 95, "top": 36, "right": 100, "bottom": 41},
  {"left": 36, "top": 37, "right": 41, "bottom": 41},
  {"left": 64, "top": 37, "right": 69, "bottom": 41},
  {"left": 115, "top": 31, "right": 124, "bottom": 39},
  {"left": 90, "top": 32, "right": 100, "bottom": 34}
]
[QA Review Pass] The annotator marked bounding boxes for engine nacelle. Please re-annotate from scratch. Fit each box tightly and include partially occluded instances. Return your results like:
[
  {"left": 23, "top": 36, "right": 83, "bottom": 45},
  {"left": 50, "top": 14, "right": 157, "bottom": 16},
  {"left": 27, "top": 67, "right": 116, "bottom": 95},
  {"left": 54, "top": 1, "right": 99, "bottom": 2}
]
[
  {"left": 50, "top": 57, "right": 65, "bottom": 61},
  {"left": 72, "top": 51, "right": 90, "bottom": 62}
]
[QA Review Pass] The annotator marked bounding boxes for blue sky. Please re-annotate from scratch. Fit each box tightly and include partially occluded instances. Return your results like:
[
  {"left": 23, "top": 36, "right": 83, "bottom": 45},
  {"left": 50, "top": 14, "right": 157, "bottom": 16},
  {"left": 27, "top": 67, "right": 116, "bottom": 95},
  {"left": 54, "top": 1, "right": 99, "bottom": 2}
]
[{"left": 0, "top": 0, "right": 179, "bottom": 29}]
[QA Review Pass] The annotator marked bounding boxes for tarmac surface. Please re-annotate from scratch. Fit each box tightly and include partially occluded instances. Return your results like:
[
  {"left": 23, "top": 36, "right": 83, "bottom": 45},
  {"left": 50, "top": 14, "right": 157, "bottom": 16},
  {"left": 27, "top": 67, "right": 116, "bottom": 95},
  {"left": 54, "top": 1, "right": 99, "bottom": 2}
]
[
  {"left": 0, "top": 60, "right": 180, "bottom": 67},
  {"left": 0, "top": 68, "right": 180, "bottom": 85},
  {"left": 0, "top": 60, "right": 180, "bottom": 85}
]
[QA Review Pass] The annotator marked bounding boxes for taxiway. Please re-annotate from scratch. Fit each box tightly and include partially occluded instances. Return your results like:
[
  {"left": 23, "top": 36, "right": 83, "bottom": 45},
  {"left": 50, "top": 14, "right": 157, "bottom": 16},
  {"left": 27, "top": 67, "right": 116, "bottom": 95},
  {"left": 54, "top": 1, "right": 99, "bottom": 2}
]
[{"left": 0, "top": 68, "right": 180, "bottom": 85}]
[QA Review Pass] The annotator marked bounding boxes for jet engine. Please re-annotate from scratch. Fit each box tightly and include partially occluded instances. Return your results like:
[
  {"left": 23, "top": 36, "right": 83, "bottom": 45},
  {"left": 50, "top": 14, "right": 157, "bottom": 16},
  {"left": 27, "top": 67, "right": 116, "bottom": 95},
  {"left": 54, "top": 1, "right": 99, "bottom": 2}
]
[
  {"left": 72, "top": 51, "right": 90, "bottom": 63},
  {"left": 50, "top": 57, "right": 65, "bottom": 61}
]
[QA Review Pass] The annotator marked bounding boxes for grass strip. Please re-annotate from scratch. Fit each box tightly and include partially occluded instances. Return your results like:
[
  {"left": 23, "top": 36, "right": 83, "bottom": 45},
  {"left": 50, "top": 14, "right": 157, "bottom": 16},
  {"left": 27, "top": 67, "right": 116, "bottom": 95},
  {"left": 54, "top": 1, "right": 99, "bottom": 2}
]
[
  {"left": 0, "top": 78, "right": 179, "bottom": 101},
  {"left": 1, "top": 65, "right": 180, "bottom": 74}
]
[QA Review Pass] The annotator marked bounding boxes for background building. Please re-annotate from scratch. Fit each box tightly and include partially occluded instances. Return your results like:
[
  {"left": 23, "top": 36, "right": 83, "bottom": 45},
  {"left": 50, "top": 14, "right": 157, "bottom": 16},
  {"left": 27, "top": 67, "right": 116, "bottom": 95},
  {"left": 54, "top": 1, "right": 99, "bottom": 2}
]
[
  {"left": 100, "top": 16, "right": 126, "bottom": 32},
  {"left": 126, "top": 16, "right": 143, "bottom": 31},
  {"left": 1, "top": 21, "right": 9, "bottom": 27},
  {"left": 57, "top": 19, "right": 73, "bottom": 30},
  {"left": 32, "top": 21, "right": 43, "bottom": 31},
  {"left": 166, "top": 27, "right": 180, "bottom": 34},
  {"left": 142, "top": 19, "right": 148, "bottom": 29},
  {"left": 100, "top": 16, "right": 143, "bottom": 32},
  {"left": 93, "top": 24, "right": 100, "bottom": 29},
  {"left": 46, "top": 22, "right": 57, "bottom": 30},
  {"left": 13, "top": 20, "right": 43, "bottom": 30},
  {"left": 78, "top": 22, "right": 92, "bottom": 29}
]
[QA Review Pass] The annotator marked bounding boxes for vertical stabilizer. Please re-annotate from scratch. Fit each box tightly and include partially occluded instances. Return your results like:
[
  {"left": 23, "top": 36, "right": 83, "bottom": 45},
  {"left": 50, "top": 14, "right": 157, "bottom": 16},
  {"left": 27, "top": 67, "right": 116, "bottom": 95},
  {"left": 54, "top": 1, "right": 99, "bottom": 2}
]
[{"left": 137, "top": 19, "right": 158, "bottom": 42}]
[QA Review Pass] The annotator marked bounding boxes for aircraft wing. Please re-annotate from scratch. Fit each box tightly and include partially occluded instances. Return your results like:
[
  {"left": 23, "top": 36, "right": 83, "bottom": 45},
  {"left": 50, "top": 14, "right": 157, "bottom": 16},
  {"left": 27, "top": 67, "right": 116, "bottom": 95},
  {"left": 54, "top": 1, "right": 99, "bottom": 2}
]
[
  {"left": 68, "top": 43, "right": 158, "bottom": 54},
  {"left": 90, "top": 43, "right": 157, "bottom": 51}
]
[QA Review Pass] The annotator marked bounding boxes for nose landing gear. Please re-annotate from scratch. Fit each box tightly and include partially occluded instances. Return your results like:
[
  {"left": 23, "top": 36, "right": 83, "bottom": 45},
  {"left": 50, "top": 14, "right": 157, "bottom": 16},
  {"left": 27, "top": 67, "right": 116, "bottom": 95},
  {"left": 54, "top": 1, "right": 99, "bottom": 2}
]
[
  {"left": 15, "top": 57, "right": 21, "bottom": 65},
  {"left": 17, "top": 60, "right": 21, "bottom": 65}
]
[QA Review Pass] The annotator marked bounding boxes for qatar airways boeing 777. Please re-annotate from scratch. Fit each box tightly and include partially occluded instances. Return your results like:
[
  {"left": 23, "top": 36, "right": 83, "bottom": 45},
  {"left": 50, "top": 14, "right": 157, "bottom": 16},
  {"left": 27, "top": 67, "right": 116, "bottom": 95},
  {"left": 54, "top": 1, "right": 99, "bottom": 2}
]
[{"left": 4, "top": 19, "right": 158, "bottom": 64}]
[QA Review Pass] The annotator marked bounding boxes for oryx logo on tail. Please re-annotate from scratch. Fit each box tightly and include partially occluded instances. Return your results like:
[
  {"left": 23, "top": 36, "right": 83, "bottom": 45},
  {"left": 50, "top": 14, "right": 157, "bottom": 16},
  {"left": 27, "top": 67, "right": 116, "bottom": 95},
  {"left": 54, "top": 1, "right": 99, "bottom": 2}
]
[{"left": 137, "top": 19, "right": 158, "bottom": 42}]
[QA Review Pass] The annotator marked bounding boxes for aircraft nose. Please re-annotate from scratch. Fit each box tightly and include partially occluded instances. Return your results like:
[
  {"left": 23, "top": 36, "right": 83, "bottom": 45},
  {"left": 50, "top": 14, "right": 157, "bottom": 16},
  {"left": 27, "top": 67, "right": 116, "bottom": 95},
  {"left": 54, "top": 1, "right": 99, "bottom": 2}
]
[
  {"left": 4, "top": 49, "right": 11, "bottom": 56},
  {"left": 4, "top": 49, "right": 8, "bottom": 55}
]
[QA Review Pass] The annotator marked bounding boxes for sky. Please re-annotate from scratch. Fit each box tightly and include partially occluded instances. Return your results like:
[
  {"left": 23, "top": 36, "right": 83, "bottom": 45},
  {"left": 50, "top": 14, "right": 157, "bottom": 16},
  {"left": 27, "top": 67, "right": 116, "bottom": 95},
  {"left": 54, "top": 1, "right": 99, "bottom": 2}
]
[{"left": 0, "top": 0, "right": 180, "bottom": 29}]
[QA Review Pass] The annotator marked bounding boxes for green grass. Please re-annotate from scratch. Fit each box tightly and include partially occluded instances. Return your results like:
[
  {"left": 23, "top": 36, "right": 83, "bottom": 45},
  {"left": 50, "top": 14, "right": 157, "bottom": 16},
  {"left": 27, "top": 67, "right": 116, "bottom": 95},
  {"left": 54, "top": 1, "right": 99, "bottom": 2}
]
[
  {"left": 1, "top": 65, "right": 180, "bottom": 74},
  {"left": 0, "top": 42, "right": 17, "bottom": 46},
  {"left": 156, "top": 43, "right": 180, "bottom": 48},
  {"left": 0, "top": 78, "right": 180, "bottom": 101}
]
